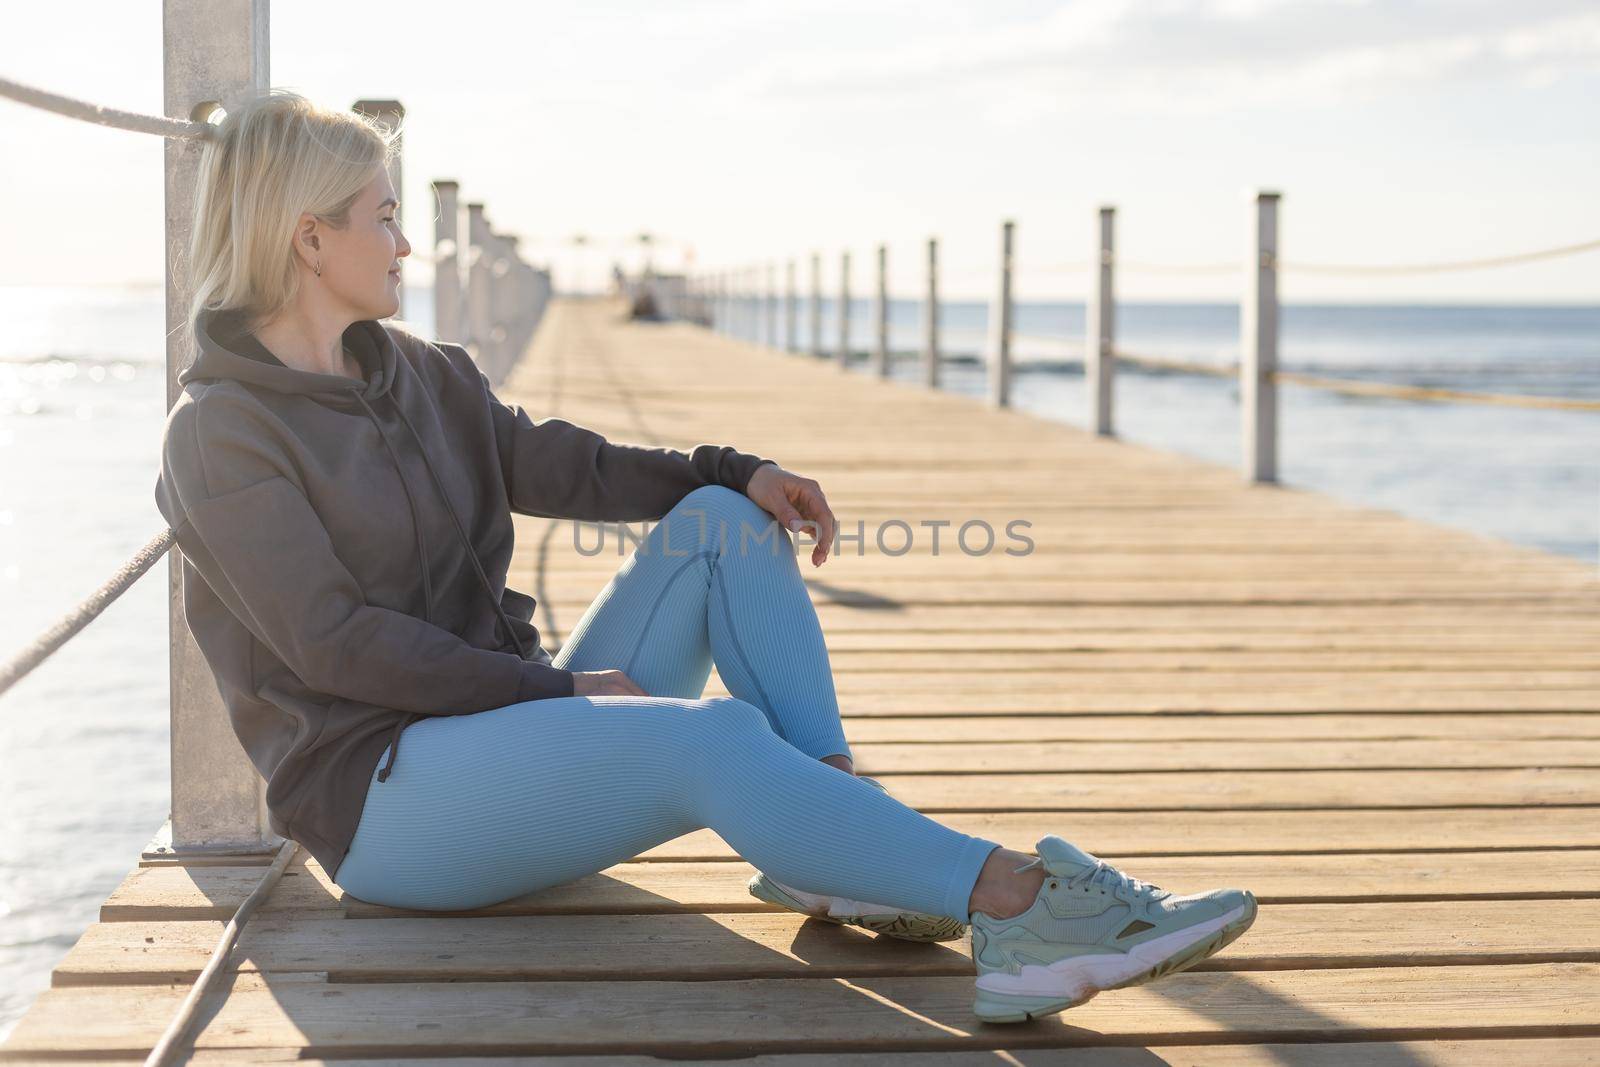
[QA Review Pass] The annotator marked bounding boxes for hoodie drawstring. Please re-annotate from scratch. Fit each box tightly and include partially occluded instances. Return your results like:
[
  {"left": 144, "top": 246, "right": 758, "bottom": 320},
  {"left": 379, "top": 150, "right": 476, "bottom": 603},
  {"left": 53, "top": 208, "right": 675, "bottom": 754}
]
[
  {"left": 388, "top": 399, "right": 530, "bottom": 658},
  {"left": 352, "top": 390, "right": 533, "bottom": 784}
]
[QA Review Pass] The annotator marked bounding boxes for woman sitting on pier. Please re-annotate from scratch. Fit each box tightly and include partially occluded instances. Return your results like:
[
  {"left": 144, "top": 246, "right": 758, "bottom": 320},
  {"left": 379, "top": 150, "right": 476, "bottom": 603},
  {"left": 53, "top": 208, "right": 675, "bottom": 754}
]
[{"left": 153, "top": 89, "right": 1256, "bottom": 1024}]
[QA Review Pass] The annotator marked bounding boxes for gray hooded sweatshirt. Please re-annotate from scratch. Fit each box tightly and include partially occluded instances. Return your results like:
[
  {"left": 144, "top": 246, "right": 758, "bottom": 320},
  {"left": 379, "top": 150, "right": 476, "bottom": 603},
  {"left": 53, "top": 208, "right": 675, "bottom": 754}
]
[{"left": 153, "top": 306, "right": 775, "bottom": 878}]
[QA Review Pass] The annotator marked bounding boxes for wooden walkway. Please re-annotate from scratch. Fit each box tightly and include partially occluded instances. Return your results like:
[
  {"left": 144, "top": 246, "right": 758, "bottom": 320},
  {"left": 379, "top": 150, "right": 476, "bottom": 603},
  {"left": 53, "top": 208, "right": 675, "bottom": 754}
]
[{"left": 6, "top": 296, "right": 1600, "bottom": 1063}]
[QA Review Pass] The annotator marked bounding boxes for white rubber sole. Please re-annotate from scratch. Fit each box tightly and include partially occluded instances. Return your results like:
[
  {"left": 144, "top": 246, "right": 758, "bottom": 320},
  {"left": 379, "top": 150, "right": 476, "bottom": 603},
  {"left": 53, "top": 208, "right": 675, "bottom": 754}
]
[
  {"left": 973, "top": 897, "right": 1256, "bottom": 1023},
  {"left": 748, "top": 873, "right": 967, "bottom": 942}
]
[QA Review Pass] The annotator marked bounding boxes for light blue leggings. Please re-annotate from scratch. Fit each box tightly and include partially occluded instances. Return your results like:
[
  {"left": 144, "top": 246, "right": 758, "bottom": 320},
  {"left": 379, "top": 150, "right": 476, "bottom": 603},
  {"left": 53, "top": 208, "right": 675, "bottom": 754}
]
[{"left": 332, "top": 484, "right": 1001, "bottom": 921}]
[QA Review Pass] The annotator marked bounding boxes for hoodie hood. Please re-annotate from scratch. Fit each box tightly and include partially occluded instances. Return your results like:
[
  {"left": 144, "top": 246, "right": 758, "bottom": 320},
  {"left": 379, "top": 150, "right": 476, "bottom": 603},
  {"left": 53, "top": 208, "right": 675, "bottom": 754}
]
[{"left": 184, "top": 305, "right": 401, "bottom": 403}]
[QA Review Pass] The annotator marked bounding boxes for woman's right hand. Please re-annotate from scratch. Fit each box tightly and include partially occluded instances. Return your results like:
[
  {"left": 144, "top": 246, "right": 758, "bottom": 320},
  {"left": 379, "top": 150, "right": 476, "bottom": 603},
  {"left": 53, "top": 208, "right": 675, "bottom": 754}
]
[{"left": 570, "top": 668, "right": 649, "bottom": 698}]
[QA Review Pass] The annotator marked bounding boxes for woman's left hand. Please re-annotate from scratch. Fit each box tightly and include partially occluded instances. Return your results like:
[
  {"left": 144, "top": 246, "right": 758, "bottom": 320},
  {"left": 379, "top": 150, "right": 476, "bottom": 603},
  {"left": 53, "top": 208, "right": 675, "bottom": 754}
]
[{"left": 745, "top": 464, "right": 838, "bottom": 568}]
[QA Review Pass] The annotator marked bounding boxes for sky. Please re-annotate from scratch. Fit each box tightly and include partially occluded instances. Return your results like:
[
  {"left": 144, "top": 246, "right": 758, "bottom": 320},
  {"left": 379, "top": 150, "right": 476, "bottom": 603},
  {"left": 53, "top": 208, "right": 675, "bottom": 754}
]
[{"left": 1, "top": 0, "right": 1597, "bottom": 304}]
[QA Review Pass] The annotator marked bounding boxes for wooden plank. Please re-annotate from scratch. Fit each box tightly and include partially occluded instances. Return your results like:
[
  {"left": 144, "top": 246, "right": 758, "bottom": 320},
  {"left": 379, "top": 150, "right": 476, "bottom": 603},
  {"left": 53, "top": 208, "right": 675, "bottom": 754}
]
[
  {"left": 53, "top": 900, "right": 1600, "bottom": 986},
  {"left": 824, "top": 650, "right": 1600, "bottom": 671},
  {"left": 539, "top": 576, "right": 1600, "bottom": 606},
  {"left": 165, "top": 1037, "right": 1600, "bottom": 1067},
  {"left": 799, "top": 604, "right": 1600, "bottom": 631},
  {"left": 844, "top": 713, "right": 1600, "bottom": 742},
  {"left": 549, "top": 552, "right": 1584, "bottom": 581},
  {"left": 8, "top": 965, "right": 1599, "bottom": 1057},
  {"left": 849, "top": 739, "right": 1600, "bottom": 772},
  {"left": 632, "top": 811, "right": 1600, "bottom": 862},
  {"left": 821, "top": 627, "right": 1600, "bottom": 650},
  {"left": 808, "top": 769, "right": 1600, "bottom": 809},
  {"left": 817, "top": 670, "right": 1600, "bottom": 691},
  {"left": 105, "top": 848, "right": 1600, "bottom": 922},
  {"left": 788, "top": 691, "right": 1600, "bottom": 713}
]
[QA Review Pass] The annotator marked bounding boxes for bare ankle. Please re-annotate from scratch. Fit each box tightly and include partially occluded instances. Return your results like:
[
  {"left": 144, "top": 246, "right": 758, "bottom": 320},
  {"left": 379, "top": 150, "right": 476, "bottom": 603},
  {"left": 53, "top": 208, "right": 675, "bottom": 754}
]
[{"left": 968, "top": 847, "right": 1046, "bottom": 921}]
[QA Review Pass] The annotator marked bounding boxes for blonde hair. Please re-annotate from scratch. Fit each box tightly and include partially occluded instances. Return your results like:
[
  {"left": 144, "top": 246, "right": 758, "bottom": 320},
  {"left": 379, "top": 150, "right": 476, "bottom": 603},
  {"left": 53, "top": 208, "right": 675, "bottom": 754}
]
[{"left": 186, "top": 89, "right": 401, "bottom": 338}]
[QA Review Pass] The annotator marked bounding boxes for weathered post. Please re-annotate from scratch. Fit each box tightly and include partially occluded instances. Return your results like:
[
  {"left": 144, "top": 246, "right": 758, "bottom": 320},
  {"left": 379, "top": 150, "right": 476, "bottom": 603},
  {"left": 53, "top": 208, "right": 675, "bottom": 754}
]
[
  {"left": 1087, "top": 205, "right": 1115, "bottom": 436},
  {"left": 924, "top": 237, "right": 940, "bottom": 388},
  {"left": 465, "top": 203, "right": 495, "bottom": 374},
  {"left": 156, "top": 0, "right": 273, "bottom": 862},
  {"left": 430, "top": 180, "right": 462, "bottom": 342},
  {"left": 809, "top": 252, "right": 822, "bottom": 358},
  {"left": 785, "top": 259, "right": 797, "bottom": 353},
  {"left": 765, "top": 261, "right": 777, "bottom": 347},
  {"left": 486, "top": 229, "right": 514, "bottom": 382},
  {"left": 873, "top": 243, "right": 889, "bottom": 377},
  {"left": 1242, "top": 190, "right": 1280, "bottom": 483},
  {"left": 837, "top": 251, "right": 851, "bottom": 368},
  {"left": 989, "top": 219, "right": 1015, "bottom": 407}
]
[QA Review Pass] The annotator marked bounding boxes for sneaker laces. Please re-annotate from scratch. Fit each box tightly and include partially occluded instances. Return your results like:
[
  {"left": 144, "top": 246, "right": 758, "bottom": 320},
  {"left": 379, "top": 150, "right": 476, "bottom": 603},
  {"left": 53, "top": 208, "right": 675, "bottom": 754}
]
[{"left": 1015, "top": 855, "right": 1166, "bottom": 900}]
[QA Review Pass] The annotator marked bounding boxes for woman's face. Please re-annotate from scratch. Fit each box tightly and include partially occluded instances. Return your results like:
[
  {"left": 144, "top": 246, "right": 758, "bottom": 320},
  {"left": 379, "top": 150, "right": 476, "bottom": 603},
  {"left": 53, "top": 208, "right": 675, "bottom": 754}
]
[{"left": 307, "top": 169, "right": 411, "bottom": 321}]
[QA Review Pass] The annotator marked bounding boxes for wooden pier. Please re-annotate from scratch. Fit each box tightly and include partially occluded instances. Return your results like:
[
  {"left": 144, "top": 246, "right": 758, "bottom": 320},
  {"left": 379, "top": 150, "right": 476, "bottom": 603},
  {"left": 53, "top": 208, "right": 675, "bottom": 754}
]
[{"left": 5, "top": 296, "right": 1600, "bottom": 1063}]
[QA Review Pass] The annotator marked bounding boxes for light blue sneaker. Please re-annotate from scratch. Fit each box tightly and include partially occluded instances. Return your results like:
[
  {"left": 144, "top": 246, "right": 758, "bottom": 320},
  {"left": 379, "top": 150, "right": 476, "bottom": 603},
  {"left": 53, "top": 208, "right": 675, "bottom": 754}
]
[
  {"left": 970, "top": 835, "right": 1257, "bottom": 1023},
  {"left": 746, "top": 775, "right": 968, "bottom": 943}
]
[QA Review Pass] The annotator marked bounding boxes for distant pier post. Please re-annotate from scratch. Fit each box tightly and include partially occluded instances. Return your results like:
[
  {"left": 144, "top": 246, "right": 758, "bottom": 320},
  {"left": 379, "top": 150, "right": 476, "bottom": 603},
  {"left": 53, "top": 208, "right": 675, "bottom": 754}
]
[
  {"left": 1242, "top": 190, "right": 1281, "bottom": 483},
  {"left": 734, "top": 268, "right": 745, "bottom": 339},
  {"left": 785, "top": 259, "right": 797, "bottom": 352},
  {"left": 766, "top": 261, "right": 778, "bottom": 348},
  {"left": 748, "top": 265, "right": 759, "bottom": 342},
  {"left": 465, "top": 203, "right": 495, "bottom": 374},
  {"left": 1087, "top": 205, "right": 1116, "bottom": 435},
  {"left": 873, "top": 243, "right": 889, "bottom": 377},
  {"left": 353, "top": 99, "right": 404, "bottom": 317},
  {"left": 837, "top": 250, "right": 852, "bottom": 368},
  {"left": 486, "top": 229, "right": 514, "bottom": 382},
  {"left": 989, "top": 219, "right": 1015, "bottom": 407},
  {"left": 745, "top": 266, "right": 756, "bottom": 342},
  {"left": 159, "top": 0, "right": 274, "bottom": 861},
  {"left": 431, "top": 180, "right": 462, "bottom": 342},
  {"left": 924, "top": 237, "right": 940, "bottom": 388},
  {"left": 809, "top": 252, "right": 822, "bottom": 357}
]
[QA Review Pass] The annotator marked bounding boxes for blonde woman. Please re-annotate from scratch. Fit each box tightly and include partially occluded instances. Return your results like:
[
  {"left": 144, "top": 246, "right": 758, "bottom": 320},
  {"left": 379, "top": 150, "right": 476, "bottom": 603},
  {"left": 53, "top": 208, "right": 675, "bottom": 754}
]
[{"left": 154, "top": 89, "right": 1256, "bottom": 1024}]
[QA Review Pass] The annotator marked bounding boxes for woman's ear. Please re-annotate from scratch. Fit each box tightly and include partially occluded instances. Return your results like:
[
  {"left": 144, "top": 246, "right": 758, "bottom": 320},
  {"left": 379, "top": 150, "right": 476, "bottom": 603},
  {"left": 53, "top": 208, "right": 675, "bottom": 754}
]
[{"left": 292, "top": 214, "right": 321, "bottom": 266}]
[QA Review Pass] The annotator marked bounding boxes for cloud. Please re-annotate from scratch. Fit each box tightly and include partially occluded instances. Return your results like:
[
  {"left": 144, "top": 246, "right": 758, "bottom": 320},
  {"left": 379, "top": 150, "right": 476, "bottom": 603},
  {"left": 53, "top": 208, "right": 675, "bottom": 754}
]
[{"left": 725, "top": 1, "right": 1600, "bottom": 115}]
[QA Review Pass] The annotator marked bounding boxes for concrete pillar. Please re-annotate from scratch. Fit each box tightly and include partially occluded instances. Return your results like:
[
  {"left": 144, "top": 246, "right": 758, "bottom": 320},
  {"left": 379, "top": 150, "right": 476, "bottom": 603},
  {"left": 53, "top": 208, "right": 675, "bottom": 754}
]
[
  {"left": 873, "top": 243, "right": 889, "bottom": 377},
  {"left": 465, "top": 203, "right": 495, "bottom": 375},
  {"left": 155, "top": 0, "right": 274, "bottom": 863},
  {"left": 765, "top": 261, "right": 777, "bottom": 347},
  {"left": 1243, "top": 190, "right": 1281, "bottom": 483},
  {"left": 430, "top": 180, "right": 462, "bottom": 342},
  {"left": 1087, "top": 206, "right": 1115, "bottom": 436},
  {"left": 809, "top": 252, "right": 822, "bottom": 358},
  {"left": 988, "top": 219, "right": 1015, "bottom": 407},
  {"left": 837, "top": 251, "right": 851, "bottom": 368},
  {"left": 784, "top": 259, "right": 797, "bottom": 353},
  {"left": 924, "top": 237, "right": 940, "bottom": 389}
]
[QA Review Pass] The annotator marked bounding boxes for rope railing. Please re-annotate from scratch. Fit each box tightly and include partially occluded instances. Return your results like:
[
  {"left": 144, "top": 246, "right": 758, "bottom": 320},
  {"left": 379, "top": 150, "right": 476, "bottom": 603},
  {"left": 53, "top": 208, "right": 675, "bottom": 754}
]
[
  {"left": 0, "top": 74, "right": 215, "bottom": 139},
  {"left": 0, "top": 529, "right": 175, "bottom": 700},
  {"left": 0, "top": 76, "right": 205, "bottom": 710},
  {"left": 1281, "top": 237, "right": 1600, "bottom": 276},
  {"left": 943, "top": 236, "right": 1600, "bottom": 282}
]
